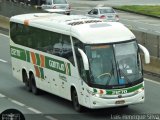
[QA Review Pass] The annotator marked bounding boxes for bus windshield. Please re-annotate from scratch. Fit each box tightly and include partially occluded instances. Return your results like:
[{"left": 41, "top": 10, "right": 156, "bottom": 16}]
[{"left": 85, "top": 40, "right": 142, "bottom": 88}]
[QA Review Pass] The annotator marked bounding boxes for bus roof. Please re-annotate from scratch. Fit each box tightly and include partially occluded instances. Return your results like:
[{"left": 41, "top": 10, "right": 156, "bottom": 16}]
[{"left": 10, "top": 13, "right": 135, "bottom": 44}]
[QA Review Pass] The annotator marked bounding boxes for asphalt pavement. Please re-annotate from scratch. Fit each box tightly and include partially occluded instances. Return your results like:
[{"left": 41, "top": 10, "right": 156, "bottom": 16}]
[{"left": 0, "top": 1, "right": 160, "bottom": 119}]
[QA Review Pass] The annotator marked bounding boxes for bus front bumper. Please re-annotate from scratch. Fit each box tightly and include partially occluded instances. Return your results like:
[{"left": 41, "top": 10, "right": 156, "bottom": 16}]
[{"left": 89, "top": 91, "right": 144, "bottom": 109}]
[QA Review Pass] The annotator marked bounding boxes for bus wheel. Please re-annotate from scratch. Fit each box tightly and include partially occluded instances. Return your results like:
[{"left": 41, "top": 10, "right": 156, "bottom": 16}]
[
  {"left": 71, "top": 89, "right": 83, "bottom": 112},
  {"left": 23, "top": 72, "right": 31, "bottom": 92},
  {"left": 30, "top": 74, "right": 39, "bottom": 95}
]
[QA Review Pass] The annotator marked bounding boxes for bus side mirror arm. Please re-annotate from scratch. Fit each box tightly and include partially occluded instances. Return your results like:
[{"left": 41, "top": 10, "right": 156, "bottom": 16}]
[
  {"left": 138, "top": 44, "right": 150, "bottom": 64},
  {"left": 78, "top": 48, "right": 89, "bottom": 70}
]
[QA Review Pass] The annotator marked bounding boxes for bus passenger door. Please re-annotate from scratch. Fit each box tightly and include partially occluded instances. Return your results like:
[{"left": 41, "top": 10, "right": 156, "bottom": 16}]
[
  {"left": 72, "top": 36, "right": 91, "bottom": 107},
  {"left": 77, "top": 58, "right": 90, "bottom": 107}
]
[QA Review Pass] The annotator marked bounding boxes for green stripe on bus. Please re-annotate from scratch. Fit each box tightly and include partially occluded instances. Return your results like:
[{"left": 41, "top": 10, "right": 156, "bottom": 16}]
[
  {"left": 10, "top": 46, "right": 71, "bottom": 76},
  {"left": 10, "top": 46, "right": 26, "bottom": 61},
  {"left": 127, "top": 83, "right": 143, "bottom": 93},
  {"left": 93, "top": 89, "right": 98, "bottom": 93},
  {"left": 26, "top": 50, "right": 30, "bottom": 62},
  {"left": 39, "top": 67, "right": 44, "bottom": 79},
  {"left": 68, "top": 63, "right": 71, "bottom": 76},
  {"left": 35, "top": 53, "right": 40, "bottom": 66},
  {"left": 93, "top": 83, "right": 143, "bottom": 95},
  {"left": 105, "top": 83, "right": 143, "bottom": 95}
]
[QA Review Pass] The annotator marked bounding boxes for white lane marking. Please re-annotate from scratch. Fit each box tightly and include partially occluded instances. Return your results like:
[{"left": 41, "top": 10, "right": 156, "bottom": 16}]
[
  {"left": 0, "top": 59, "right": 7, "bottom": 63},
  {"left": 10, "top": 99, "right": 25, "bottom": 106},
  {"left": 27, "top": 107, "right": 42, "bottom": 114},
  {"left": 0, "top": 93, "right": 6, "bottom": 98},
  {"left": 144, "top": 78, "right": 160, "bottom": 85},
  {"left": 0, "top": 92, "right": 43, "bottom": 114},
  {"left": 0, "top": 33, "right": 9, "bottom": 38},
  {"left": 45, "top": 116, "right": 58, "bottom": 120}
]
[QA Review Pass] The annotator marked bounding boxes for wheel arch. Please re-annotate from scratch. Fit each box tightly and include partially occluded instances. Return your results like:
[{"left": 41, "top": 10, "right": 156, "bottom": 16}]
[
  {"left": 70, "top": 85, "right": 76, "bottom": 100},
  {"left": 29, "top": 71, "right": 34, "bottom": 79}
]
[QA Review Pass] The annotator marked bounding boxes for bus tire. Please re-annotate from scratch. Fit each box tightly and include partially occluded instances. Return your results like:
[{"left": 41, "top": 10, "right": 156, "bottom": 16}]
[
  {"left": 23, "top": 71, "right": 31, "bottom": 92},
  {"left": 30, "top": 74, "right": 39, "bottom": 95},
  {"left": 71, "top": 89, "right": 83, "bottom": 112}
]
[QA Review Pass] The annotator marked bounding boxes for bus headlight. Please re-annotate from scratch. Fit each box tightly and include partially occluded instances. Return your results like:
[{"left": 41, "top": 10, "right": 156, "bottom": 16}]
[
  {"left": 138, "top": 87, "right": 144, "bottom": 93},
  {"left": 135, "top": 87, "right": 144, "bottom": 94},
  {"left": 87, "top": 89, "right": 103, "bottom": 98}
]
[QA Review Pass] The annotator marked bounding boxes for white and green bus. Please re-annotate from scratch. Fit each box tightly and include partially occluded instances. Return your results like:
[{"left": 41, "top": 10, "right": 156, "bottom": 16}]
[{"left": 10, "top": 13, "right": 150, "bottom": 112}]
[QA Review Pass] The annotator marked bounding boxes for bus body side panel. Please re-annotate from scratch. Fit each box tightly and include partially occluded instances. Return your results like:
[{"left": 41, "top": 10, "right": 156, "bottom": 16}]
[
  {"left": 11, "top": 57, "right": 23, "bottom": 81},
  {"left": 10, "top": 43, "right": 28, "bottom": 82}
]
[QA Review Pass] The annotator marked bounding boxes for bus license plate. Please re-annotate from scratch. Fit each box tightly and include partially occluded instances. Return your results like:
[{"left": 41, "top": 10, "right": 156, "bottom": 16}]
[{"left": 115, "top": 100, "right": 125, "bottom": 104}]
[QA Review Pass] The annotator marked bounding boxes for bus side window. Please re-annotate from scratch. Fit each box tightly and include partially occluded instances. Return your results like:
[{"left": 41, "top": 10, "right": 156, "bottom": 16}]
[
  {"left": 10, "top": 23, "right": 24, "bottom": 45},
  {"left": 59, "top": 34, "right": 75, "bottom": 66},
  {"left": 10, "top": 22, "right": 17, "bottom": 42}
]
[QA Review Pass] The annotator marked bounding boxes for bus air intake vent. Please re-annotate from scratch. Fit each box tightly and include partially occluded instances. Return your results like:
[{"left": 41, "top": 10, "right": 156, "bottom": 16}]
[{"left": 68, "top": 20, "right": 102, "bottom": 26}]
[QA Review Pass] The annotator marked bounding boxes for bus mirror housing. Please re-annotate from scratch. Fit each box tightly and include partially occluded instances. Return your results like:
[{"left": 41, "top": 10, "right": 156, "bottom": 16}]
[
  {"left": 138, "top": 44, "right": 150, "bottom": 64},
  {"left": 78, "top": 48, "right": 89, "bottom": 70}
]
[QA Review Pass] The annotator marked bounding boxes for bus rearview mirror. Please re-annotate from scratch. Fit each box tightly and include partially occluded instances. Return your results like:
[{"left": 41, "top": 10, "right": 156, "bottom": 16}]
[
  {"left": 78, "top": 48, "right": 89, "bottom": 70},
  {"left": 138, "top": 44, "right": 150, "bottom": 64}
]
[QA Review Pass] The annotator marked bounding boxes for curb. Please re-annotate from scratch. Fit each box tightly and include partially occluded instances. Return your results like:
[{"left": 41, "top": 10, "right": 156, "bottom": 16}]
[
  {"left": 0, "top": 15, "right": 9, "bottom": 21},
  {"left": 0, "top": 15, "right": 9, "bottom": 29},
  {"left": 0, "top": 27, "right": 9, "bottom": 32},
  {"left": 113, "top": 7, "right": 160, "bottom": 19},
  {"left": 144, "top": 70, "right": 160, "bottom": 78}
]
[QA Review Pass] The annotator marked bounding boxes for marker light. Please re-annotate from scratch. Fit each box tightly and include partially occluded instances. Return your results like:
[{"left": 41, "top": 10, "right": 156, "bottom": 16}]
[{"left": 100, "top": 15, "right": 106, "bottom": 19}]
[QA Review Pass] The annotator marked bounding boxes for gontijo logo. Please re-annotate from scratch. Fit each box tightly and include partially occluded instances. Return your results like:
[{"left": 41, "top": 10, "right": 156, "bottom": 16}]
[{"left": 49, "top": 59, "right": 65, "bottom": 71}]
